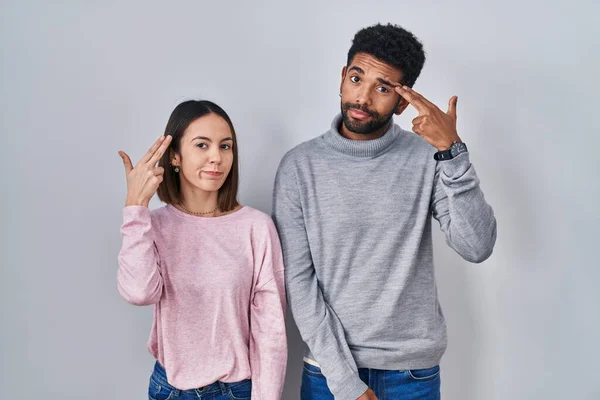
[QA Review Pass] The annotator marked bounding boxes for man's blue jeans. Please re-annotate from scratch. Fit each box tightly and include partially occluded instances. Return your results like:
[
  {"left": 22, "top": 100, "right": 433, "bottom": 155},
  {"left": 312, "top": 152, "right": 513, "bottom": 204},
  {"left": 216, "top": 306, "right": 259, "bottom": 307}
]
[{"left": 301, "top": 362, "right": 441, "bottom": 399}]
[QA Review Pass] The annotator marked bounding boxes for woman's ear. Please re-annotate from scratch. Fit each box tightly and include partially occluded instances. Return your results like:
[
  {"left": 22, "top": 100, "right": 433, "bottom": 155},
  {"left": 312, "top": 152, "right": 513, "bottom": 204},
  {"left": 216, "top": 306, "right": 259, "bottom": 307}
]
[{"left": 170, "top": 148, "right": 180, "bottom": 167}]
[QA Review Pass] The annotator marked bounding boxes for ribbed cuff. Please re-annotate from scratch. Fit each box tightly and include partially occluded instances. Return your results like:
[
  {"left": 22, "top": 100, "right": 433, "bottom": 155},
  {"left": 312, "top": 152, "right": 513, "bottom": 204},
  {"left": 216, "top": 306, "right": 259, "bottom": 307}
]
[
  {"left": 123, "top": 205, "right": 150, "bottom": 220},
  {"left": 440, "top": 151, "right": 471, "bottom": 179},
  {"left": 332, "top": 375, "right": 369, "bottom": 400}
]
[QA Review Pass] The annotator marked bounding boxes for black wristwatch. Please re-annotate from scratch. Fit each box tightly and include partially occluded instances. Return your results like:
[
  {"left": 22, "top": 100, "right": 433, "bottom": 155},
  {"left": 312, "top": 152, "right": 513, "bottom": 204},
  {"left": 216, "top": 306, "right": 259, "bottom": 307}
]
[{"left": 433, "top": 141, "right": 468, "bottom": 161}]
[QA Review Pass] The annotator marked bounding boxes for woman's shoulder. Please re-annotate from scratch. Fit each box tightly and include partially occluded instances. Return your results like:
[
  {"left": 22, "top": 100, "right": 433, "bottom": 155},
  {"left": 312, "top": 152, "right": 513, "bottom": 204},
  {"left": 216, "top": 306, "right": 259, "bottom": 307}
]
[
  {"left": 146, "top": 205, "right": 180, "bottom": 229},
  {"left": 149, "top": 205, "right": 171, "bottom": 219},
  {"left": 234, "top": 206, "right": 277, "bottom": 232},
  {"left": 236, "top": 206, "right": 274, "bottom": 225}
]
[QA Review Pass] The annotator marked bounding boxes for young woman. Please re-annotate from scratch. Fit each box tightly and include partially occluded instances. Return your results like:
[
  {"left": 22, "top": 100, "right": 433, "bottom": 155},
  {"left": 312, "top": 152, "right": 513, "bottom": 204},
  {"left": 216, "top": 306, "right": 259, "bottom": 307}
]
[{"left": 117, "top": 100, "right": 287, "bottom": 400}]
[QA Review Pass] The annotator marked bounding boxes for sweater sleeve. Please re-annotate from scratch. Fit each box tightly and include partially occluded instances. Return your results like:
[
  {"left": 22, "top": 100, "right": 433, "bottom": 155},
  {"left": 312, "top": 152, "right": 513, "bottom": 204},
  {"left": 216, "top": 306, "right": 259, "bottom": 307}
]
[
  {"left": 272, "top": 164, "right": 368, "bottom": 400},
  {"left": 431, "top": 152, "right": 498, "bottom": 263},
  {"left": 117, "top": 206, "right": 164, "bottom": 305},
  {"left": 249, "top": 218, "right": 288, "bottom": 400}
]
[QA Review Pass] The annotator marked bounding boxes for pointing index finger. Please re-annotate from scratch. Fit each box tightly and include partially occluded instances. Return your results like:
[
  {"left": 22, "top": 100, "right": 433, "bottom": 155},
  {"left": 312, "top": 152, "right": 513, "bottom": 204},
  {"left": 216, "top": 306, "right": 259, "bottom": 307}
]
[
  {"left": 148, "top": 135, "right": 172, "bottom": 165},
  {"left": 141, "top": 136, "right": 167, "bottom": 164},
  {"left": 395, "top": 85, "right": 432, "bottom": 114}
]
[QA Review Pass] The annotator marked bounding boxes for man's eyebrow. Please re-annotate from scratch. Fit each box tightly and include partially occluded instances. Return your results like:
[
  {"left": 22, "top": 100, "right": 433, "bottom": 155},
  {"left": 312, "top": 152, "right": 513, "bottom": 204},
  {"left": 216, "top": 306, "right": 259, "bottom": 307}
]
[
  {"left": 348, "top": 66, "right": 365, "bottom": 74},
  {"left": 348, "top": 66, "right": 401, "bottom": 87},
  {"left": 377, "top": 77, "right": 395, "bottom": 87},
  {"left": 377, "top": 78, "right": 402, "bottom": 87}
]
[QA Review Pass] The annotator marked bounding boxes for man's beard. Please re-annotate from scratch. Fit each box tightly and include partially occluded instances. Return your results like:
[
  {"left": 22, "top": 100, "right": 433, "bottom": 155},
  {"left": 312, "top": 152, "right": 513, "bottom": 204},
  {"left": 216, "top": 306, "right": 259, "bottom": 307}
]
[{"left": 341, "top": 102, "right": 397, "bottom": 135}]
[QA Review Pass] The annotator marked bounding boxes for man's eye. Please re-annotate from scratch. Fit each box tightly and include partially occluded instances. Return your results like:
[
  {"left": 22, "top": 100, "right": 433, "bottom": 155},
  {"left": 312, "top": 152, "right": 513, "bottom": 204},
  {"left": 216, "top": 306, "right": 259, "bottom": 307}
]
[
  {"left": 350, "top": 76, "right": 360, "bottom": 83},
  {"left": 378, "top": 86, "right": 389, "bottom": 93}
]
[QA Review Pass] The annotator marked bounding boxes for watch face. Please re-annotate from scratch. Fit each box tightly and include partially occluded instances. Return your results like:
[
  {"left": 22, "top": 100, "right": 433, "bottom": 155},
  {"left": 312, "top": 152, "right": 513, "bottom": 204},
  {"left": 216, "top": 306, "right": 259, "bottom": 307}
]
[{"left": 450, "top": 142, "right": 467, "bottom": 157}]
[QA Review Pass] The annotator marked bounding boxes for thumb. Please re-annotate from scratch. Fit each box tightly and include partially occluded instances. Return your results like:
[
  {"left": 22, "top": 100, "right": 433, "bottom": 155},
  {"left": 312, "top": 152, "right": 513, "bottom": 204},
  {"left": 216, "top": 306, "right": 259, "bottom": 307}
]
[
  {"left": 447, "top": 96, "right": 458, "bottom": 119},
  {"left": 118, "top": 151, "right": 134, "bottom": 174}
]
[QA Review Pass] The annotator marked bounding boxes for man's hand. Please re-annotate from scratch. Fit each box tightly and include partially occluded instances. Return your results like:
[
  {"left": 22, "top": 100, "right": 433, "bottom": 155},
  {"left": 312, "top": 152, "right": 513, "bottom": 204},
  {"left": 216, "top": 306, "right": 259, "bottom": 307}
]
[
  {"left": 395, "top": 85, "right": 462, "bottom": 151},
  {"left": 357, "top": 388, "right": 378, "bottom": 400}
]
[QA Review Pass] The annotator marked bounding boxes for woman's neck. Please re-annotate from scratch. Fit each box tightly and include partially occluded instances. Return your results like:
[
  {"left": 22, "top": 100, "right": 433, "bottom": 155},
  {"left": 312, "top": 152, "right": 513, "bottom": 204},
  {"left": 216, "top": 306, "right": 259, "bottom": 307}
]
[{"left": 178, "top": 186, "right": 219, "bottom": 215}]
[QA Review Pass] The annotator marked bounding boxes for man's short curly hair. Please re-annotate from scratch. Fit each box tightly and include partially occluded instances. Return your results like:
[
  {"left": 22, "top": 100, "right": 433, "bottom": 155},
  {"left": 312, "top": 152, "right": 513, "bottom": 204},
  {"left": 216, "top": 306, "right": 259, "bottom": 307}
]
[{"left": 347, "top": 23, "right": 426, "bottom": 87}]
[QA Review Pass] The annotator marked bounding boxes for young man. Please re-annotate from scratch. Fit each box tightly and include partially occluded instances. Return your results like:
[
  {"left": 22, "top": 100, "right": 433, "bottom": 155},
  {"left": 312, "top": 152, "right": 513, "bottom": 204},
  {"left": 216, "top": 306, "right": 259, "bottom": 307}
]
[{"left": 273, "top": 24, "right": 497, "bottom": 400}]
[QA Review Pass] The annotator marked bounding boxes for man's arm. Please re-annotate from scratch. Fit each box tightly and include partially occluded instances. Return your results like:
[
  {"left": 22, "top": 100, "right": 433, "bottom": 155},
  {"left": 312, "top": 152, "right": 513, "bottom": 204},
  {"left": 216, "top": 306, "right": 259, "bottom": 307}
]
[
  {"left": 431, "top": 153, "right": 497, "bottom": 262},
  {"left": 395, "top": 85, "right": 497, "bottom": 261},
  {"left": 272, "top": 161, "right": 369, "bottom": 400}
]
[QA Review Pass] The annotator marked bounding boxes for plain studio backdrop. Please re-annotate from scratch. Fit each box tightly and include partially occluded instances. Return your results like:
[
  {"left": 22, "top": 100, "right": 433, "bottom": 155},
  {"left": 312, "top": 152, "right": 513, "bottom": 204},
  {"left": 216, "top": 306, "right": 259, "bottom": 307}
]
[{"left": 1, "top": 1, "right": 598, "bottom": 399}]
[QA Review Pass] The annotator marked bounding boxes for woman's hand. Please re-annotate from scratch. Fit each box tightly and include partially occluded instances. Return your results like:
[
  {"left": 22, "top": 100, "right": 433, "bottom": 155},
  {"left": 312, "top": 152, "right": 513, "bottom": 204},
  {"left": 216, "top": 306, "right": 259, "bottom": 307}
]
[{"left": 118, "top": 135, "right": 172, "bottom": 207}]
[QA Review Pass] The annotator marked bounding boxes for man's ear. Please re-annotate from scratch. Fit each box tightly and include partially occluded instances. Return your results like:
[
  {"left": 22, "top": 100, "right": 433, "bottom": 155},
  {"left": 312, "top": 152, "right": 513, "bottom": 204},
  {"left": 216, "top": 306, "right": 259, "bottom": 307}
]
[
  {"left": 340, "top": 66, "right": 347, "bottom": 94},
  {"left": 395, "top": 97, "right": 410, "bottom": 115}
]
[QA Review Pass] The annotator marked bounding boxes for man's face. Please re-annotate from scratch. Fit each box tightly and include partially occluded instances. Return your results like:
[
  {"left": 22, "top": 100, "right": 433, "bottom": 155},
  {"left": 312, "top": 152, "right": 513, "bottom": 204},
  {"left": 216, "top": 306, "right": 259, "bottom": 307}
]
[{"left": 340, "top": 52, "right": 409, "bottom": 135}]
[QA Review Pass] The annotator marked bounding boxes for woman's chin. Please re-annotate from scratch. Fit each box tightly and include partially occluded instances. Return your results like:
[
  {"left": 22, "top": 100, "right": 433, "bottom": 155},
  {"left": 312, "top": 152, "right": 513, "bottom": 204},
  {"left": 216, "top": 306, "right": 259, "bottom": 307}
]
[{"left": 196, "top": 182, "right": 224, "bottom": 193}]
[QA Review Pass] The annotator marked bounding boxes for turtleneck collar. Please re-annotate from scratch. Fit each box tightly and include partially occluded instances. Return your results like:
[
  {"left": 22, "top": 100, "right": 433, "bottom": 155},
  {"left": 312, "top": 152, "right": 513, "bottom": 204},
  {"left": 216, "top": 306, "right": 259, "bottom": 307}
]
[{"left": 322, "top": 114, "right": 400, "bottom": 158}]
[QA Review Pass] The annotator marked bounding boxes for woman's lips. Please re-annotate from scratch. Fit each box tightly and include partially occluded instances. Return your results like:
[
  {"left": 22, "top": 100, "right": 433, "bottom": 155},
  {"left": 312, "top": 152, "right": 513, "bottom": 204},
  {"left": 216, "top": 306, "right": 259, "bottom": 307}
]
[{"left": 202, "top": 171, "right": 223, "bottom": 178}]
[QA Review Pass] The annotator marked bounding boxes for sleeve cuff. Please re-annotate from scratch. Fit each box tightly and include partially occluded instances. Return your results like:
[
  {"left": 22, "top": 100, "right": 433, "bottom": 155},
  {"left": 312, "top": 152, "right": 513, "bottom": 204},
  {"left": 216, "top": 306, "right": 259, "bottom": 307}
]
[
  {"left": 440, "top": 151, "right": 471, "bottom": 179},
  {"left": 122, "top": 205, "right": 151, "bottom": 221},
  {"left": 334, "top": 376, "right": 369, "bottom": 400}
]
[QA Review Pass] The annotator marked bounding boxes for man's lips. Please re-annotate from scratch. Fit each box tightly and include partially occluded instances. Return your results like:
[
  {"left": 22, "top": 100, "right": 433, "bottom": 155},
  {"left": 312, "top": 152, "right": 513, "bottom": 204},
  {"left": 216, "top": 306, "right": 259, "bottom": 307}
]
[{"left": 349, "top": 109, "right": 371, "bottom": 120}]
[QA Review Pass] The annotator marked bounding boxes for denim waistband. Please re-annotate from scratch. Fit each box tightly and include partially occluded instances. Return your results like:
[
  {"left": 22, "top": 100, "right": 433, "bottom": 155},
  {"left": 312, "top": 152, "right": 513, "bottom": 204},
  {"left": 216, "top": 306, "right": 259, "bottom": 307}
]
[{"left": 151, "top": 361, "right": 250, "bottom": 395}]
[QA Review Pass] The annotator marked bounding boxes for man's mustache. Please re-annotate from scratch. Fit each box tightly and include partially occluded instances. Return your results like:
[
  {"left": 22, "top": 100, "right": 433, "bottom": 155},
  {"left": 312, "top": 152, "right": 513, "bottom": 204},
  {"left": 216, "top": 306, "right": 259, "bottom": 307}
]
[{"left": 343, "top": 103, "right": 378, "bottom": 118}]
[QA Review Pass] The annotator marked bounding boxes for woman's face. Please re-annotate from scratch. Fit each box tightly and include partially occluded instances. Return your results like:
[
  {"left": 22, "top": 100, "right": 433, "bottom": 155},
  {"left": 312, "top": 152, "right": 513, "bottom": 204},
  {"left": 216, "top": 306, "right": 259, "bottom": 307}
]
[{"left": 172, "top": 113, "right": 234, "bottom": 195}]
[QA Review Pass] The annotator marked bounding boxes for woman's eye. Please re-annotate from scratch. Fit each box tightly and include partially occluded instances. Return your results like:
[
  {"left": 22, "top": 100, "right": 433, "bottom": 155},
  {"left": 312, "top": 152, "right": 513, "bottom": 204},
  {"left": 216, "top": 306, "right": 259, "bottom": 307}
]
[
  {"left": 350, "top": 76, "right": 360, "bottom": 83},
  {"left": 221, "top": 144, "right": 231, "bottom": 150},
  {"left": 196, "top": 142, "right": 208, "bottom": 149}
]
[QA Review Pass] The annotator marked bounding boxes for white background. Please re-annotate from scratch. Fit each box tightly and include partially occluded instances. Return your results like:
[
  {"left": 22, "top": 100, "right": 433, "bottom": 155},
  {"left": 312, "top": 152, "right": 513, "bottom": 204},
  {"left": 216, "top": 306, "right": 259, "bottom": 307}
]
[{"left": 1, "top": 1, "right": 598, "bottom": 399}]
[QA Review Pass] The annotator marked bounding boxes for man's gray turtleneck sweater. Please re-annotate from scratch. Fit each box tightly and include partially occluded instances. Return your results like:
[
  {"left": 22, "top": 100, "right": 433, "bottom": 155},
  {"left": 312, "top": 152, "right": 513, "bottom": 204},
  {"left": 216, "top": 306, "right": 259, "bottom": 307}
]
[{"left": 272, "top": 114, "right": 497, "bottom": 399}]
